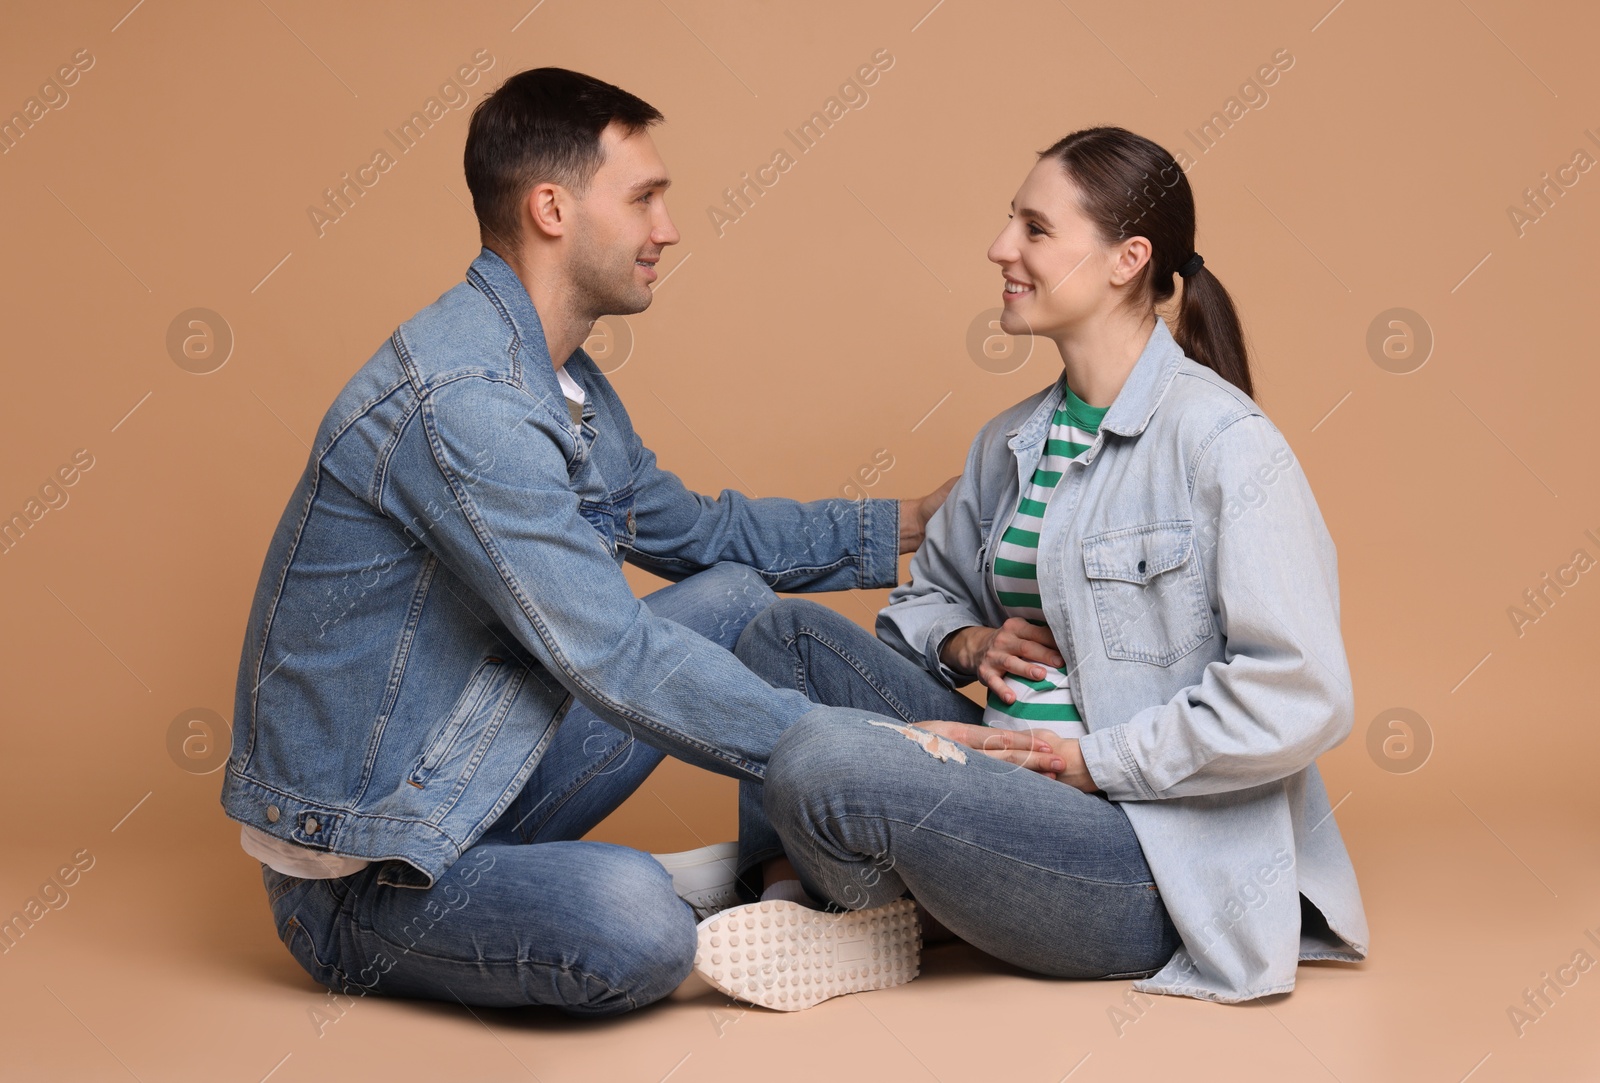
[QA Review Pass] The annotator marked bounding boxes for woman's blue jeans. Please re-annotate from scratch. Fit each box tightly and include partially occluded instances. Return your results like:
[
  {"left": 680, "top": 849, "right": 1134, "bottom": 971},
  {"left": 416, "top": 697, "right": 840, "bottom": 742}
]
[
  {"left": 735, "top": 598, "right": 1182, "bottom": 980},
  {"left": 261, "top": 562, "right": 782, "bottom": 1017}
]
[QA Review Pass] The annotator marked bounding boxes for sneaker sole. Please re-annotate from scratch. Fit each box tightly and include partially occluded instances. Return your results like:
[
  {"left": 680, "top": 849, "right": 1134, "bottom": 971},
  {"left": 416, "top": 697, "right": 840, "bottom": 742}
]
[{"left": 693, "top": 899, "right": 921, "bottom": 1011}]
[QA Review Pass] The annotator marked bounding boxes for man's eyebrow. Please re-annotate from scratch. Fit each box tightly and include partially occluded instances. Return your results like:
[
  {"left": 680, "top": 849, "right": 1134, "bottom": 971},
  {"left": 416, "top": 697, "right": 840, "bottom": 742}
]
[
  {"left": 1016, "top": 205, "right": 1054, "bottom": 228},
  {"left": 630, "top": 176, "right": 672, "bottom": 193}
]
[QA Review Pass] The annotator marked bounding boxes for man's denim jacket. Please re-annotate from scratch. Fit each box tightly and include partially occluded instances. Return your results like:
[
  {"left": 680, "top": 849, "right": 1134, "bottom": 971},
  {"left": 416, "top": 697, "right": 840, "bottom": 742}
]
[
  {"left": 220, "top": 247, "right": 900, "bottom": 889},
  {"left": 878, "top": 318, "right": 1370, "bottom": 1003}
]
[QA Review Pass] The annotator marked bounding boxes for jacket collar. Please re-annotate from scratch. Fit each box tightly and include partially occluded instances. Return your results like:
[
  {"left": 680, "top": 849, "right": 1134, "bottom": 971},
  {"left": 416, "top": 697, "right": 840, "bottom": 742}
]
[
  {"left": 465, "top": 245, "right": 564, "bottom": 402},
  {"left": 1100, "top": 315, "right": 1184, "bottom": 438},
  {"left": 1008, "top": 316, "right": 1185, "bottom": 446}
]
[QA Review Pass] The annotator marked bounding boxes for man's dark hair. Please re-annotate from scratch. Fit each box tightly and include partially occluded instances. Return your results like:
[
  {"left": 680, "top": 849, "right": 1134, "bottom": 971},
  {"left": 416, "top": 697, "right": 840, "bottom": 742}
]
[{"left": 464, "top": 67, "right": 664, "bottom": 259}]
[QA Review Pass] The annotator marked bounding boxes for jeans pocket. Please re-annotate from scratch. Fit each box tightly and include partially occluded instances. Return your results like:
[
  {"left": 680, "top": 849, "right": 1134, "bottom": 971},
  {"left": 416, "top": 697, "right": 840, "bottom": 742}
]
[
  {"left": 1081, "top": 520, "right": 1213, "bottom": 666},
  {"left": 267, "top": 872, "right": 356, "bottom": 991}
]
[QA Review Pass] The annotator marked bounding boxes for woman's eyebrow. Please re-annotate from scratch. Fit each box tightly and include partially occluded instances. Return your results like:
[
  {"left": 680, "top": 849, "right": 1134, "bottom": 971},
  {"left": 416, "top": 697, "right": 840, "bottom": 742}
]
[{"left": 1016, "top": 206, "right": 1054, "bottom": 228}]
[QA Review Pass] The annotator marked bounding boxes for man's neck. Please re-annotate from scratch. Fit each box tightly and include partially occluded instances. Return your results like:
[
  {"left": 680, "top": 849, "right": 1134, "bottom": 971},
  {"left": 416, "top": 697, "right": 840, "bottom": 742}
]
[{"left": 497, "top": 246, "right": 590, "bottom": 371}]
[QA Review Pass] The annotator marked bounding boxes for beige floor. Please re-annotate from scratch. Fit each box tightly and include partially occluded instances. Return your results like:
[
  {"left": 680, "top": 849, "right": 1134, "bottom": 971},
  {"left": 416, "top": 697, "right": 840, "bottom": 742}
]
[{"left": 3, "top": 768, "right": 1596, "bottom": 1083}]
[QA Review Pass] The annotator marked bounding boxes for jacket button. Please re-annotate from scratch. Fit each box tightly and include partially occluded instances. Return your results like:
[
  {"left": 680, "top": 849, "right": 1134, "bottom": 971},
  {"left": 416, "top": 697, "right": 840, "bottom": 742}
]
[
  {"left": 266, "top": 804, "right": 280, "bottom": 823},
  {"left": 1137, "top": 560, "right": 1147, "bottom": 574},
  {"left": 305, "top": 816, "right": 320, "bottom": 834}
]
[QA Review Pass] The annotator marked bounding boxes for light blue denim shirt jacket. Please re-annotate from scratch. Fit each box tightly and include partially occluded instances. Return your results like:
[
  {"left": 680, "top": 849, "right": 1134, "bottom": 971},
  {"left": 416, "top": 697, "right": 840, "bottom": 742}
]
[
  {"left": 878, "top": 317, "right": 1369, "bottom": 1003},
  {"left": 220, "top": 247, "right": 901, "bottom": 889}
]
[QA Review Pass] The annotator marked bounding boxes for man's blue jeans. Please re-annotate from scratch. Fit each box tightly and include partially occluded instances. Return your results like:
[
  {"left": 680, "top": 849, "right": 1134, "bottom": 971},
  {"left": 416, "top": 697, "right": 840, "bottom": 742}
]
[
  {"left": 736, "top": 598, "right": 1183, "bottom": 980},
  {"left": 262, "top": 562, "right": 782, "bottom": 1017}
]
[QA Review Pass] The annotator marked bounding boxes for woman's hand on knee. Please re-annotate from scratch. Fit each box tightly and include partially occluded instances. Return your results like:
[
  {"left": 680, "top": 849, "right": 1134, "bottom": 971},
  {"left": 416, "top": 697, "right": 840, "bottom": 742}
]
[
  {"left": 940, "top": 620, "right": 1066, "bottom": 704},
  {"left": 1024, "top": 729, "right": 1102, "bottom": 794},
  {"left": 912, "top": 721, "right": 1065, "bottom": 779}
]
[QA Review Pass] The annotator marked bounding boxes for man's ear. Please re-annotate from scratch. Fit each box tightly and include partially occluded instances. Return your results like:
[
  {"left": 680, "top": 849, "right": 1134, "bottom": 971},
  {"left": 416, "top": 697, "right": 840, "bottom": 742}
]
[{"left": 526, "top": 181, "right": 568, "bottom": 239}]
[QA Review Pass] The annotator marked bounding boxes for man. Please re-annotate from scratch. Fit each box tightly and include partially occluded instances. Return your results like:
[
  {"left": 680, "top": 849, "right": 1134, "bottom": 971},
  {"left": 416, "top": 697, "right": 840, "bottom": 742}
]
[{"left": 221, "top": 66, "right": 970, "bottom": 1016}]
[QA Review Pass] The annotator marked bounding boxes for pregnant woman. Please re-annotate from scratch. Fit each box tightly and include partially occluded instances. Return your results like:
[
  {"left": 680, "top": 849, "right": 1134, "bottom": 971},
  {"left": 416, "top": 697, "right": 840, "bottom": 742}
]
[{"left": 725, "top": 126, "right": 1369, "bottom": 1005}]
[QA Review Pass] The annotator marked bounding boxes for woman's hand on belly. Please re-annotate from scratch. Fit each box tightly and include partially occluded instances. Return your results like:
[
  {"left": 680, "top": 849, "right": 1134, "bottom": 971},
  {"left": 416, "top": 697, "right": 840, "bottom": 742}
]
[{"left": 939, "top": 619, "right": 1066, "bottom": 704}]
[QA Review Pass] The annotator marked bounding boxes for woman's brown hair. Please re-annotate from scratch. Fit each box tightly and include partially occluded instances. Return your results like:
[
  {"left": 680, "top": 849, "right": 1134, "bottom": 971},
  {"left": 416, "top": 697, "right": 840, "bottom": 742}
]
[{"left": 1039, "top": 127, "right": 1254, "bottom": 398}]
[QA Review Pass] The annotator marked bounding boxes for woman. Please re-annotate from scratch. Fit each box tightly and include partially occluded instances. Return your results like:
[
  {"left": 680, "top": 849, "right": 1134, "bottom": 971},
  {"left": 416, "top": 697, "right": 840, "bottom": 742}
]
[{"left": 712, "top": 126, "right": 1369, "bottom": 1007}]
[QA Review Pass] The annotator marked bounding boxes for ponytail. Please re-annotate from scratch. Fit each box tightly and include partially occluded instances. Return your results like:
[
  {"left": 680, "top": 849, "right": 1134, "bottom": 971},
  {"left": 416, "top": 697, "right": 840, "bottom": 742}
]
[{"left": 1174, "top": 265, "right": 1253, "bottom": 399}]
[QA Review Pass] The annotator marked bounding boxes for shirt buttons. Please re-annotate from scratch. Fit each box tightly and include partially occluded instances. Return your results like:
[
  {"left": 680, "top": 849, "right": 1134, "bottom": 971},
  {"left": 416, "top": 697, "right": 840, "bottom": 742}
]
[
  {"left": 266, "top": 804, "right": 280, "bottom": 823},
  {"left": 1137, "top": 559, "right": 1147, "bottom": 574},
  {"left": 305, "top": 816, "right": 320, "bottom": 834}
]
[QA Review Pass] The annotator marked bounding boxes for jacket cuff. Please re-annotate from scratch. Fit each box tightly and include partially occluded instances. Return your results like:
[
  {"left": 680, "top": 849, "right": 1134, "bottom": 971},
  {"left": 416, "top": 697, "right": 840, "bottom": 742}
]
[
  {"left": 1078, "top": 719, "right": 1158, "bottom": 801},
  {"left": 859, "top": 497, "right": 902, "bottom": 589},
  {"left": 923, "top": 614, "right": 979, "bottom": 688}
]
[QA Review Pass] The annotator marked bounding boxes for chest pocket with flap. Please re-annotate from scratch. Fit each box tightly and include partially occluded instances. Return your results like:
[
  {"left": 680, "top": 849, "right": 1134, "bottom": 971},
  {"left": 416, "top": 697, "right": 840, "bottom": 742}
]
[{"left": 1080, "top": 520, "right": 1213, "bottom": 666}]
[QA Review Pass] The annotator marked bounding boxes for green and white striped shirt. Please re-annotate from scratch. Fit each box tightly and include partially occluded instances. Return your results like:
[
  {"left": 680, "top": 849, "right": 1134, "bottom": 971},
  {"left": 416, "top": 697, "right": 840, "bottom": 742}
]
[{"left": 982, "top": 383, "right": 1109, "bottom": 738}]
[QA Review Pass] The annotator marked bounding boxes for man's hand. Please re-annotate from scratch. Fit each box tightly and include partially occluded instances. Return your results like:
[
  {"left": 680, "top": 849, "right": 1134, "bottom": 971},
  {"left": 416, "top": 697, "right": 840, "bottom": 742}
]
[
  {"left": 939, "top": 619, "right": 1065, "bottom": 704},
  {"left": 898, "top": 475, "right": 960, "bottom": 554},
  {"left": 911, "top": 721, "right": 1066, "bottom": 779}
]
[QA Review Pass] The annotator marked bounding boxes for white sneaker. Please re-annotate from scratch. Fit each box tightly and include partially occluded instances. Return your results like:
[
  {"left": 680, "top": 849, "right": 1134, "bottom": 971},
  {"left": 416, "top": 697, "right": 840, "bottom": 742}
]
[
  {"left": 693, "top": 899, "right": 921, "bottom": 1011},
  {"left": 651, "top": 841, "right": 741, "bottom": 920}
]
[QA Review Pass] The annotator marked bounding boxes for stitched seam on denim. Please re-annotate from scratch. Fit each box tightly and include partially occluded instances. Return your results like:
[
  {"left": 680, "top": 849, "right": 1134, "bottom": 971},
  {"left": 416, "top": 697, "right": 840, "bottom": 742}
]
[
  {"left": 1111, "top": 724, "right": 1156, "bottom": 799},
  {"left": 463, "top": 266, "right": 525, "bottom": 384},
  {"left": 247, "top": 376, "right": 503, "bottom": 765},
  {"left": 632, "top": 551, "right": 855, "bottom": 583},
  {"left": 793, "top": 629, "right": 917, "bottom": 724},
  {"left": 834, "top": 810, "right": 1156, "bottom": 888},
  {"left": 1183, "top": 407, "right": 1261, "bottom": 499},
  {"left": 223, "top": 772, "right": 469, "bottom": 842},
  {"left": 365, "top": 379, "right": 422, "bottom": 506},
  {"left": 464, "top": 702, "right": 565, "bottom": 849},
  {"left": 1102, "top": 346, "right": 1183, "bottom": 439},
  {"left": 857, "top": 496, "right": 869, "bottom": 589},
  {"left": 354, "top": 551, "right": 441, "bottom": 805},
  {"left": 284, "top": 912, "right": 351, "bottom": 987},
  {"left": 430, "top": 576, "right": 534, "bottom": 674},
  {"left": 362, "top": 925, "right": 632, "bottom": 1004},
  {"left": 1082, "top": 523, "right": 1210, "bottom": 666},
  {"left": 416, "top": 397, "right": 758, "bottom": 778},
  {"left": 244, "top": 468, "right": 328, "bottom": 767},
  {"left": 1145, "top": 979, "right": 1296, "bottom": 1002},
  {"left": 517, "top": 730, "right": 637, "bottom": 842},
  {"left": 410, "top": 660, "right": 500, "bottom": 783},
  {"left": 1086, "top": 579, "right": 1211, "bottom": 666},
  {"left": 424, "top": 666, "right": 529, "bottom": 825},
  {"left": 1081, "top": 520, "right": 1193, "bottom": 576},
  {"left": 1006, "top": 379, "right": 1065, "bottom": 445},
  {"left": 267, "top": 874, "right": 300, "bottom": 904}
]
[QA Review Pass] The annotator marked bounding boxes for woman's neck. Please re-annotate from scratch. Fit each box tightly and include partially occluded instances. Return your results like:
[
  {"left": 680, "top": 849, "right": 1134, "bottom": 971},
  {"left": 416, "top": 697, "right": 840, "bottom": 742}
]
[{"left": 1050, "top": 309, "right": 1158, "bottom": 408}]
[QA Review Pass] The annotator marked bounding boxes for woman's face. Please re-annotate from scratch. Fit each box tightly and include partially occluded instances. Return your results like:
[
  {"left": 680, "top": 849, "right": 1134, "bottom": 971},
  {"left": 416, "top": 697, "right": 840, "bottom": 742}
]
[{"left": 987, "top": 158, "right": 1139, "bottom": 339}]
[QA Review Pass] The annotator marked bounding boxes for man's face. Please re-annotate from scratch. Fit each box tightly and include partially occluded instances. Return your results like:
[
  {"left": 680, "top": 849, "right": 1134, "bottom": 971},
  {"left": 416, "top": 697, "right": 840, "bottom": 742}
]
[{"left": 566, "top": 122, "right": 680, "bottom": 318}]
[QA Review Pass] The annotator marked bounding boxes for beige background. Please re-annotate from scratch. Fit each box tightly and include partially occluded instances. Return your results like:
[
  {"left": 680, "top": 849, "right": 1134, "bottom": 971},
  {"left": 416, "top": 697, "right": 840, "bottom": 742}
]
[{"left": 2, "top": 0, "right": 1598, "bottom": 1079}]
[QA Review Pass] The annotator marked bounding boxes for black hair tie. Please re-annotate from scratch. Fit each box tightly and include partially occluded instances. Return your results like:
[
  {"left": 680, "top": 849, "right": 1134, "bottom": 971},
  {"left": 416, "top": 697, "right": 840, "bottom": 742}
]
[{"left": 1177, "top": 252, "right": 1205, "bottom": 278}]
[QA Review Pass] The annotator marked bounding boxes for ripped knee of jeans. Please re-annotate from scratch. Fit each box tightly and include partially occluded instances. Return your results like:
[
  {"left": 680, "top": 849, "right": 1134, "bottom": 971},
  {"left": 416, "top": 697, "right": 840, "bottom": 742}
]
[{"left": 864, "top": 719, "right": 968, "bottom": 764}]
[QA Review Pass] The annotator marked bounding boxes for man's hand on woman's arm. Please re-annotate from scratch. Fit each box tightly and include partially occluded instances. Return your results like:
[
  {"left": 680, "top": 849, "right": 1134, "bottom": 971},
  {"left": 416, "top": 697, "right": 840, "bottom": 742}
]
[{"left": 898, "top": 475, "right": 960, "bottom": 553}]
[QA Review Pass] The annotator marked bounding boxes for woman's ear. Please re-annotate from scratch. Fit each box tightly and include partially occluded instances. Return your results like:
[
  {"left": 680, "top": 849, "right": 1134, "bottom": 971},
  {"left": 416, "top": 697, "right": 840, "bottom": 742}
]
[{"left": 1110, "top": 235, "right": 1152, "bottom": 286}]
